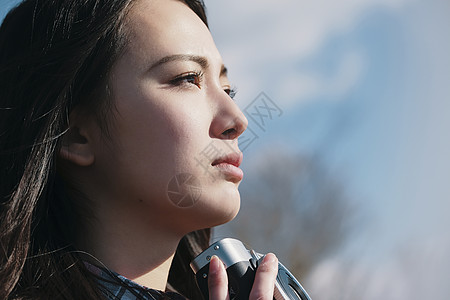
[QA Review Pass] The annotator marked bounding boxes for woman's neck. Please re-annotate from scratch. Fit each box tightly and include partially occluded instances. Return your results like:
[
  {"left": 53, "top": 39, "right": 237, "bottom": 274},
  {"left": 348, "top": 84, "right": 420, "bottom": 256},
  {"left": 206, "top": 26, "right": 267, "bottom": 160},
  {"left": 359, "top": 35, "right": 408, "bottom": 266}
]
[
  {"left": 83, "top": 226, "right": 181, "bottom": 291},
  {"left": 131, "top": 254, "right": 175, "bottom": 291},
  {"left": 77, "top": 199, "right": 185, "bottom": 291}
]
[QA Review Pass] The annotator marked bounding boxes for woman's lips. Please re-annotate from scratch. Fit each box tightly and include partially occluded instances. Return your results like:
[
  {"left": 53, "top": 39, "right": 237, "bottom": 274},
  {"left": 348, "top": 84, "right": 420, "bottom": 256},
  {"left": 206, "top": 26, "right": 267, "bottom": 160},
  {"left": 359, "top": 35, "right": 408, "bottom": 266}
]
[
  {"left": 211, "top": 152, "right": 244, "bottom": 182},
  {"left": 212, "top": 162, "right": 244, "bottom": 181}
]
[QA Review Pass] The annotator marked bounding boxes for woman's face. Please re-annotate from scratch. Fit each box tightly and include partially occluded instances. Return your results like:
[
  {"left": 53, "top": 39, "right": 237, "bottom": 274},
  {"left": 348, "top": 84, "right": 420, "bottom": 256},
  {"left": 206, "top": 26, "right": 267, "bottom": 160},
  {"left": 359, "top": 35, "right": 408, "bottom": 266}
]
[{"left": 87, "top": 0, "right": 248, "bottom": 234}]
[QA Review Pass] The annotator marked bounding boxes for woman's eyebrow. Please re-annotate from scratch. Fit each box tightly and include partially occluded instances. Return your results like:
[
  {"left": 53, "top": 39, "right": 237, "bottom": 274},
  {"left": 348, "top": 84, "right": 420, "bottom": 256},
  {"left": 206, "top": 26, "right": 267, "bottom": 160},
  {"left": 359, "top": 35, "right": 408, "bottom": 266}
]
[
  {"left": 148, "top": 54, "right": 229, "bottom": 78},
  {"left": 149, "top": 54, "right": 209, "bottom": 71}
]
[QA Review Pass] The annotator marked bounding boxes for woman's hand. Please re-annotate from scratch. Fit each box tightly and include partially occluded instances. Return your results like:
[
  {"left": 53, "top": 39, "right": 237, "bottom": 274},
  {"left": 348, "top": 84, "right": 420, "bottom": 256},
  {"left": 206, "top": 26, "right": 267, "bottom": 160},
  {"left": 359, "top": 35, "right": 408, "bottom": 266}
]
[{"left": 208, "top": 253, "right": 279, "bottom": 300}]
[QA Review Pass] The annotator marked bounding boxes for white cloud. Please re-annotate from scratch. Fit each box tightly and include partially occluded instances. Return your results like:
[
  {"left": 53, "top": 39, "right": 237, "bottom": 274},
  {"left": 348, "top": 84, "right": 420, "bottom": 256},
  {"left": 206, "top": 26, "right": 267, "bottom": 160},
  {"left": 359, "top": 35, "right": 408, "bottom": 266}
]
[
  {"left": 210, "top": 0, "right": 409, "bottom": 59},
  {"left": 207, "top": 0, "right": 409, "bottom": 107},
  {"left": 275, "top": 49, "right": 367, "bottom": 106},
  {"left": 276, "top": 72, "right": 322, "bottom": 105},
  {"left": 327, "top": 50, "right": 367, "bottom": 96},
  {"left": 306, "top": 236, "right": 450, "bottom": 299}
]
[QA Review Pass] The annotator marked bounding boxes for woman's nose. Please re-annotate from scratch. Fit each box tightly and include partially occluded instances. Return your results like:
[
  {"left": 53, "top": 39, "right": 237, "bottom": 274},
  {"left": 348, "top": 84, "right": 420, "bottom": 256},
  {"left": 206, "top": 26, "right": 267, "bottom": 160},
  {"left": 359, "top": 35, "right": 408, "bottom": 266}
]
[{"left": 209, "top": 90, "right": 248, "bottom": 141}]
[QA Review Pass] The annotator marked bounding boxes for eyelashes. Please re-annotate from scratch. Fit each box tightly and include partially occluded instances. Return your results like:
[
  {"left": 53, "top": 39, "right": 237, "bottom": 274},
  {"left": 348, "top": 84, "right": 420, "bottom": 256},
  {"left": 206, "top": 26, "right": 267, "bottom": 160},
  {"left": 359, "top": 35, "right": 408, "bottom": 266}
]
[
  {"left": 224, "top": 87, "right": 237, "bottom": 100},
  {"left": 169, "top": 71, "right": 204, "bottom": 88},
  {"left": 169, "top": 71, "right": 238, "bottom": 100}
]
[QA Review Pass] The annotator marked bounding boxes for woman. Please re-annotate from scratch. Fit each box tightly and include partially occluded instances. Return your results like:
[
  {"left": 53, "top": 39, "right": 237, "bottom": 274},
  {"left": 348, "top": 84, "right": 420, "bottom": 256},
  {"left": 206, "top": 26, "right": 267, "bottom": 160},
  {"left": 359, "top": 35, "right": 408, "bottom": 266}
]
[{"left": 0, "top": 0, "right": 278, "bottom": 299}]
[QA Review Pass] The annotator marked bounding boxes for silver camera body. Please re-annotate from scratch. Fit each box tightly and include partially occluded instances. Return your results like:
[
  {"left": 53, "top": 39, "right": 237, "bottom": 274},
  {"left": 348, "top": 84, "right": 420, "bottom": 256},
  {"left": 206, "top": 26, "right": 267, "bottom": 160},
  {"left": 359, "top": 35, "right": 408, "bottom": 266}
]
[{"left": 190, "top": 238, "right": 312, "bottom": 300}]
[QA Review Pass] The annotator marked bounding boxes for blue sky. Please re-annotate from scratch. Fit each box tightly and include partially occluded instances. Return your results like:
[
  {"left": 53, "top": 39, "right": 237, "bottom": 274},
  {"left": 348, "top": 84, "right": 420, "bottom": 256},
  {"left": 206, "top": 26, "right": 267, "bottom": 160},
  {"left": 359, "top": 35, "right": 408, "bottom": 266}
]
[
  {"left": 0, "top": 0, "right": 17, "bottom": 20},
  {"left": 206, "top": 0, "right": 450, "bottom": 298},
  {"left": 1, "top": 0, "right": 449, "bottom": 298}
]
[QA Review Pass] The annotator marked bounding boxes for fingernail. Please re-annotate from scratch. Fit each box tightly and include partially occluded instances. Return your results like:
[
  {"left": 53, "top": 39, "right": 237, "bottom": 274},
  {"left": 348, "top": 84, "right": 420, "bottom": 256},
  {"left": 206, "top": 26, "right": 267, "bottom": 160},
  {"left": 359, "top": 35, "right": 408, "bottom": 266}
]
[
  {"left": 262, "top": 253, "right": 277, "bottom": 265},
  {"left": 209, "top": 255, "right": 221, "bottom": 275}
]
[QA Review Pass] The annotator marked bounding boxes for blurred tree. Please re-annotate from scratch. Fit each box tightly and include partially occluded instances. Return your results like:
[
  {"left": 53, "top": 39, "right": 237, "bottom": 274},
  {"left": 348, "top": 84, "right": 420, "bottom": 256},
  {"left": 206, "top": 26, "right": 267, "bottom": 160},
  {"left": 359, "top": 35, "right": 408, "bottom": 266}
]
[{"left": 215, "top": 147, "right": 354, "bottom": 280}]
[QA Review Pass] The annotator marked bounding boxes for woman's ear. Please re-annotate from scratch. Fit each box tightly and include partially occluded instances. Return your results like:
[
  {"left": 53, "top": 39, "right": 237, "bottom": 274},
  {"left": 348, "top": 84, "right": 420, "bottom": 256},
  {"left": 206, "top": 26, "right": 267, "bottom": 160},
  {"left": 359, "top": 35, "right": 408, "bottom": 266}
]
[{"left": 59, "top": 112, "right": 96, "bottom": 167}]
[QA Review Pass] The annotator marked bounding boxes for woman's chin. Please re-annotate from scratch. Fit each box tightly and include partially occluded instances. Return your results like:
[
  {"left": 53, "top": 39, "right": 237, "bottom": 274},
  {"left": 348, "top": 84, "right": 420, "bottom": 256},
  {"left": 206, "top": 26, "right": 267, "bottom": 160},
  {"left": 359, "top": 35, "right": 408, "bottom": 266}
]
[{"left": 193, "top": 185, "right": 241, "bottom": 228}]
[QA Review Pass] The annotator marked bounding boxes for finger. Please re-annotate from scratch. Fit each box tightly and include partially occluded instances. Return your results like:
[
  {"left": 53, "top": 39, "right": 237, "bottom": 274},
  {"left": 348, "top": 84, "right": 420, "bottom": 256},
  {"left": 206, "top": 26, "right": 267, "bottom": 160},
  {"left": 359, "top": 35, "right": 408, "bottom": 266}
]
[
  {"left": 208, "top": 255, "right": 230, "bottom": 300},
  {"left": 249, "top": 253, "right": 278, "bottom": 300}
]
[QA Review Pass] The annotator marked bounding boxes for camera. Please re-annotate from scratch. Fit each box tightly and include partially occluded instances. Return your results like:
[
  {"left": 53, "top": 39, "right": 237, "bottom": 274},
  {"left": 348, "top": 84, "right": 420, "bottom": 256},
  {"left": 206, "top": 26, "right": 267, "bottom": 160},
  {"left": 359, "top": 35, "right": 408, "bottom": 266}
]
[{"left": 190, "top": 238, "right": 312, "bottom": 300}]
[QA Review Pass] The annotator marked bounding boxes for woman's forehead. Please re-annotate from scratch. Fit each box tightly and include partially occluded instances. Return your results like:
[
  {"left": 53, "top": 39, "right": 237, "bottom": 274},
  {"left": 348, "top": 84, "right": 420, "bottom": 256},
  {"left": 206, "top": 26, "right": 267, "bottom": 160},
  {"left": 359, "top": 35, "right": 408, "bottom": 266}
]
[{"left": 122, "top": 0, "right": 224, "bottom": 76}]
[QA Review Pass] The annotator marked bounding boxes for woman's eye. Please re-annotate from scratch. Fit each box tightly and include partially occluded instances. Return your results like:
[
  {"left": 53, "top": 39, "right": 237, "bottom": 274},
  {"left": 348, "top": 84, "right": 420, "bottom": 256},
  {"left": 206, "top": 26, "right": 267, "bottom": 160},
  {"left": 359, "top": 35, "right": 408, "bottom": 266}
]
[
  {"left": 169, "top": 71, "right": 203, "bottom": 88},
  {"left": 224, "top": 87, "right": 237, "bottom": 100}
]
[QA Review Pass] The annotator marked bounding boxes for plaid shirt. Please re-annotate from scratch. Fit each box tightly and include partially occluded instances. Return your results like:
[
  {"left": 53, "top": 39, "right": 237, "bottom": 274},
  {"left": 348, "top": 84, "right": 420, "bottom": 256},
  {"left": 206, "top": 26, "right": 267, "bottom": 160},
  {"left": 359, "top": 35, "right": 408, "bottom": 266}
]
[{"left": 85, "top": 263, "right": 187, "bottom": 300}]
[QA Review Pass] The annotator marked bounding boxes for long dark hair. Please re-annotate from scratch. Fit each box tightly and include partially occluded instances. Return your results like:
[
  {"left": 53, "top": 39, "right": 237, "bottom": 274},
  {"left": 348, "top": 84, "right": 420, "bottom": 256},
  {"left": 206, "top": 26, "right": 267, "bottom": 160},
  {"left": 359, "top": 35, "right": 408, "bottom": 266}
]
[{"left": 0, "top": 0, "right": 210, "bottom": 299}]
